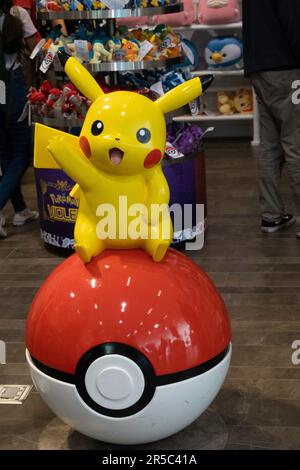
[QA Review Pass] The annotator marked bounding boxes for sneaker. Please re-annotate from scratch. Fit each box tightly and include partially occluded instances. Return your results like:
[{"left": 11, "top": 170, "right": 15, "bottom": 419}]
[
  {"left": 0, "top": 211, "right": 7, "bottom": 239},
  {"left": 12, "top": 208, "right": 39, "bottom": 227},
  {"left": 261, "top": 214, "right": 296, "bottom": 233}
]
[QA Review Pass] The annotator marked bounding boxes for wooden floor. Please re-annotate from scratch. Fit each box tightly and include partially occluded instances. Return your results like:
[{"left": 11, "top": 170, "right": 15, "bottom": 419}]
[{"left": 0, "top": 140, "right": 300, "bottom": 450}]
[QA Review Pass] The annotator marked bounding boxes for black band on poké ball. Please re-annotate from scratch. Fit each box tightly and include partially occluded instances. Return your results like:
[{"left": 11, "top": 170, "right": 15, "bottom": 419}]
[{"left": 75, "top": 342, "right": 157, "bottom": 418}]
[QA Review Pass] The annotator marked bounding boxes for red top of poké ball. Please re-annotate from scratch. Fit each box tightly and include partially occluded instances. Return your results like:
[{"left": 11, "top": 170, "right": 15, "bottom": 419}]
[{"left": 26, "top": 249, "right": 231, "bottom": 376}]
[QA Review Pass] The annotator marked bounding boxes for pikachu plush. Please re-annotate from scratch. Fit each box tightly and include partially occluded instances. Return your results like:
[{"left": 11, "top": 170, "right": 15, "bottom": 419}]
[{"left": 34, "top": 54, "right": 212, "bottom": 263}]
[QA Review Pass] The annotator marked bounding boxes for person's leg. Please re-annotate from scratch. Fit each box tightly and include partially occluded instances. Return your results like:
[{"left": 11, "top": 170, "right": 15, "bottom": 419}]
[
  {"left": 10, "top": 184, "right": 26, "bottom": 213},
  {"left": 0, "top": 105, "right": 9, "bottom": 237},
  {"left": 0, "top": 69, "right": 35, "bottom": 217},
  {"left": 0, "top": 124, "right": 30, "bottom": 212},
  {"left": 251, "top": 73, "right": 286, "bottom": 223},
  {"left": 272, "top": 69, "right": 300, "bottom": 219}
]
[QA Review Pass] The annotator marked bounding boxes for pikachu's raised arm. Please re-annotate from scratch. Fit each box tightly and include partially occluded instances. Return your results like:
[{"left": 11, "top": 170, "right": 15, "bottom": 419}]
[
  {"left": 34, "top": 124, "right": 98, "bottom": 191},
  {"left": 47, "top": 134, "right": 99, "bottom": 191}
]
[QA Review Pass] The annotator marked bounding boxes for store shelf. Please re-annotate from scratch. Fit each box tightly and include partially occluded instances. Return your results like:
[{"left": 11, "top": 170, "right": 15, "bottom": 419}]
[
  {"left": 53, "top": 56, "right": 183, "bottom": 73},
  {"left": 173, "top": 113, "right": 254, "bottom": 122},
  {"left": 37, "top": 3, "right": 183, "bottom": 20},
  {"left": 174, "top": 22, "right": 242, "bottom": 31},
  {"left": 32, "top": 116, "right": 84, "bottom": 128},
  {"left": 192, "top": 69, "right": 244, "bottom": 77}
]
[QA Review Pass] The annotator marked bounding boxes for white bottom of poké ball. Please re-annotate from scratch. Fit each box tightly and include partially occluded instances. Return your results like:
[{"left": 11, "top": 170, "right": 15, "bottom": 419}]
[{"left": 26, "top": 345, "right": 232, "bottom": 446}]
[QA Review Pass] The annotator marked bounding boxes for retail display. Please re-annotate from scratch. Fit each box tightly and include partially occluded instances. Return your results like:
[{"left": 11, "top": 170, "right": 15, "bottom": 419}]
[
  {"left": 38, "top": 0, "right": 180, "bottom": 12},
  {"left": 28, "top": 81, "right": 91, "bottom": 119},
  {"left": 40, "top": 23, "right": 183, "bottom": 67},
  {"left": 205, "top": 36, "right": 243, "bottom": 70},
  {"left": 198, "top": 0, "right": 241, "bottom": 25},
  {"left": 217, "top": 88, "right": 252, "bottom": 115}
]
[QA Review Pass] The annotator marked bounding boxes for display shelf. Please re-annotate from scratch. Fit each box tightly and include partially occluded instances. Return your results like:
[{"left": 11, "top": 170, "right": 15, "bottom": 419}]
[
  {"left": 53, "top": 56, "right": 183, "bottom": 73},
  {"left": 174, "top": 22, "right": 242, "bottom": 31},
  {"left": 173, "top": 113, "right": 253, "bottom": 122},
  {"left": 192, "top": 69, "right": 244, "bottom": 77},
  {"left": 37, "top": 3, "right": 183, "bottom": 20}
]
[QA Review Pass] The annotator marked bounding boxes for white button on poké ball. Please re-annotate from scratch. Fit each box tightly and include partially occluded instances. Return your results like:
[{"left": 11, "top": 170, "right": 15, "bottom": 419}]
[{"left": 26, "top": 248, "right": 232, "bottom": 445}]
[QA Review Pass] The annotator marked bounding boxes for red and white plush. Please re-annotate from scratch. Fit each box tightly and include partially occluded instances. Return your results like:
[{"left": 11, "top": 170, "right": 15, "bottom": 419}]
[
  {"left": 198, "top": 0, "right": 240, "bottom": 25},
  {"left": 152, "top": 0, "right": 195, "bottom": 27}
]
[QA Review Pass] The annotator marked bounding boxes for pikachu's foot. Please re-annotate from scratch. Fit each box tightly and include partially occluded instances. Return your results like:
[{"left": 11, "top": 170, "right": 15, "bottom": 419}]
[
  {"left": 152, "top": 241, "right": 169, "bottom": 263},
  {"left": 74, "top": 244, "right": 92, "bottom": 264}
]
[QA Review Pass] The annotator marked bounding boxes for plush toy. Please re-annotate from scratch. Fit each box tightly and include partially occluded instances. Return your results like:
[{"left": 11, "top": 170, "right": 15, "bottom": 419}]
[
  {"left": 28, "top": 89, "right": 48, "bottom": 116},
  {"left": 122, "top": 39, "right": 140, "bottom": 62},
  {"left": 167, "top": 123, "right": 203, "bottom": 155},
  {"left": 90, "top": 40, "right": 112, "bottom": 64},
  {"left": 159, "top": 31, "right": 181, "bottom": 59},
  {"left": 40, "top": 81, "right": 53, "bottom": 97},
  {"left": 106, "top": 38, "right": 122, "bottom": 60},
  {"left": 153, "top": 0, "right": 195, "bottom": 27},
  {"left": 69, "top": 0, "right": 84, "bottom": 10},
  {"left": 43, "top": 25, "right": 63, "bottom": 53},
  {"left": 218, "top": 91, "right": 235, "bottom": 115},
  {"left": 41, "top": 88, "right": 64, "bottom": 118},
  {"left": 234, "top": 88, "right": 253, "bottom": 114},
  {"left": 39, "top": 0, "right": 62, "bottom": 11},
  {"left": 199, "top": 0, "right": 240, "bottom": 25},
  {"left": 205, "top": 36, "right": 243, "bottom": 69}
]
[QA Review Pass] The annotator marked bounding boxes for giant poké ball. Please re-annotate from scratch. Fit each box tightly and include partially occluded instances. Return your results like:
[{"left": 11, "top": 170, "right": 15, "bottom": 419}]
[{"left": 26, "top": 249, "right": 231, "bottom": 445}]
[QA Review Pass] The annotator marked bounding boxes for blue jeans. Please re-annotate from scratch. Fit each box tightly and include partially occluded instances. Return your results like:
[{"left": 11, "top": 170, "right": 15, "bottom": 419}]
[{"left": 0, "top": 68, "right": 32, "bottom": 212}]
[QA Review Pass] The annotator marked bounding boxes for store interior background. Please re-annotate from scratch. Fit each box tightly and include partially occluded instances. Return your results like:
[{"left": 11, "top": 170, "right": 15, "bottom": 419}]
[{"left": 1, "top": 0, "right": 300, "bottom": 451}]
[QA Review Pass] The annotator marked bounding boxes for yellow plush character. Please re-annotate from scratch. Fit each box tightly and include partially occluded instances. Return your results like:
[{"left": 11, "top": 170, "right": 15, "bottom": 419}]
[
  {"left": 34, "top": 56, "right": 212, "bottom": 263},
  {"left": 218, "top": 91, "right": 235, "bottom": 115}
]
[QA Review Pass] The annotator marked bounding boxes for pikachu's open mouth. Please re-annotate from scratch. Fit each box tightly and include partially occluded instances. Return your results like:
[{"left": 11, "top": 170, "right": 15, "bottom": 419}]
[{"left": 109, "top": 148, "right": 124, "bottom": 165}]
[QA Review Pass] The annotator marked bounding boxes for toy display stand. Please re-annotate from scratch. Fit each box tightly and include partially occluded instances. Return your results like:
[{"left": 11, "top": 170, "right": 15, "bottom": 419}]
[{"left": 33, "top": 1, "right": 207, "bottom": 253}]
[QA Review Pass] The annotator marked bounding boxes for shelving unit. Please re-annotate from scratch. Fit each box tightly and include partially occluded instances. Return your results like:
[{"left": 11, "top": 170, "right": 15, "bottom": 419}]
[
  {"left": 53, "top": 56, "right": 183, "bottom": 73},
  {"left": 172, "top": 19, "right": 260, "bottom": 145},
  {"left": 174, "top": 21, "right": 243, "bottom": 31},
  {"left": 37, "top": 3, "right": 183, "bottom": 20},
  {"left": 173, "top": 114, "right": 253, "bottom": 122}
]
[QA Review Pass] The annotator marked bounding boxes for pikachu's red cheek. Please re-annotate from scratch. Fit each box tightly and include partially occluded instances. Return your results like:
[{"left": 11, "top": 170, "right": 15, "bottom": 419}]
[
  {"left": 144, "top": 149, "right": 162, "bottom": 169},
  {"left": 80, "top": 136, "right": 91, "bottom": 159}
]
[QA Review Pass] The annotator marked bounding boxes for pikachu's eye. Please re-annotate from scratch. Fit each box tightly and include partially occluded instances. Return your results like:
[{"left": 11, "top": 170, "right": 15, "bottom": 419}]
[
  {"left": 137, "top": 128, "right": 151, "bottom": 144},
  {"left": 91, "top": 120, "right": 104, "bottom": 136}
]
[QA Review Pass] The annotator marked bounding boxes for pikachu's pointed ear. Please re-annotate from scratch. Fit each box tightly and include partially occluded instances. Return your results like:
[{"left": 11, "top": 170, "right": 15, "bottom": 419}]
[
  {"left": 58, "top": 51, "right": 104, "bottom": 102},
  {"left": 155, "top": 76, "right": 213, "bottom": 114}
]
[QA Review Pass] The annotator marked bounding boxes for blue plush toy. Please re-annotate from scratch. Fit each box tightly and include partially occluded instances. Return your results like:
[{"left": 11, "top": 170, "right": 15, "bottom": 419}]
[{"left": 205, "top": 36, "right": 243, "bottom": 69}]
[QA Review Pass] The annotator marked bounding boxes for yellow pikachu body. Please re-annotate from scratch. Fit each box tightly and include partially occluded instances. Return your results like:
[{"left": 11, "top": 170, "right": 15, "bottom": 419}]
[{"left": 34, "top": 57, "right": 208, "bottom": 263}]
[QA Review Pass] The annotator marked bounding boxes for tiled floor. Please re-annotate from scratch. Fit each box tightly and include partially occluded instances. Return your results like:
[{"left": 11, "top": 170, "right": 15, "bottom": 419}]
[{"left": 1, "top": 140, "right": 300, "bottom": 450}]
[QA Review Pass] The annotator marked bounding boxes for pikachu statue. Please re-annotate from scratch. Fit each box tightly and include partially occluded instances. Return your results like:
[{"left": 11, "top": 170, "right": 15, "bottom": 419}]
[{"left": 34, "top": 53, "right": 213, "bottom": 263}]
